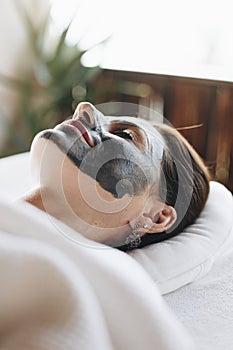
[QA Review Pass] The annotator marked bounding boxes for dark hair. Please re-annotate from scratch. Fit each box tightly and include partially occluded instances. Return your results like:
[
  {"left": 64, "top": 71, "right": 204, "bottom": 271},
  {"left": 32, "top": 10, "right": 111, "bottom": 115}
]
[{"left": 117, "top": 123, "right": 210, "bottom": 251}]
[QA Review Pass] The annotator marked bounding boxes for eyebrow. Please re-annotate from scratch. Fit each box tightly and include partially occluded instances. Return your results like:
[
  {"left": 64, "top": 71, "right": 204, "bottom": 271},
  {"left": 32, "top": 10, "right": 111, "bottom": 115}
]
[{"left": 109, "top": 119, "right": 139, "bottom": 127}]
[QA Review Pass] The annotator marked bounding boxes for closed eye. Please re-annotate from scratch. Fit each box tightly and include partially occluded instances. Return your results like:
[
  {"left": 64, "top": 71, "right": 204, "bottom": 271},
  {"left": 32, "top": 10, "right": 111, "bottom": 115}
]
[{"left": 112, "top": 129, "right": 134, "bottom": 140}]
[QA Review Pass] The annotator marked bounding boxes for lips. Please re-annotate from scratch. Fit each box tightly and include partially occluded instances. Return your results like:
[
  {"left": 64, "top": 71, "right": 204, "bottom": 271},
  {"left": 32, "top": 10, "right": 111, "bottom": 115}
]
[{"left": 65, "top": 120, "right": 95, "bottom": 147}]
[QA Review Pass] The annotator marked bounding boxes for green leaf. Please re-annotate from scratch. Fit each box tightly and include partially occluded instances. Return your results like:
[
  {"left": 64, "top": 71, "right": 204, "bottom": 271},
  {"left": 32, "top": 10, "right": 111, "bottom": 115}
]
[{"left": 51, "top": 21, "right": 73, "bottom": 62}]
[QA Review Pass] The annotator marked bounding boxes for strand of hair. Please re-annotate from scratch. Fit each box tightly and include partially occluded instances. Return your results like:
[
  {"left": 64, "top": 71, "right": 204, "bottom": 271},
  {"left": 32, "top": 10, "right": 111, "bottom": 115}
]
[{"left": 176, "top": 123, "right": 204, "bottom": 131}]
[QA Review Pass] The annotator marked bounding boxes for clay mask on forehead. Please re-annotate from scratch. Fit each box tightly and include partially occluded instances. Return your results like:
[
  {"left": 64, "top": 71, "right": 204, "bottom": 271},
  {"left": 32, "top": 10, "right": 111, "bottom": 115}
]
[{"left": 41, "top": 115, "right": 164, "bottom": 198}]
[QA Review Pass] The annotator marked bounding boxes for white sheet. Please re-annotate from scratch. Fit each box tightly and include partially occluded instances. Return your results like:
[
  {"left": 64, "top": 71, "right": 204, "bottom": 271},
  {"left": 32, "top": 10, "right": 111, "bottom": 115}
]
[
  {"left": 0, "top": 198, "right": 194, "bottom": 350},
  {"left": 164, "top": 223, "right": 233, "bottom": 350},
  {"left": 0, "top": 152, "right": 30, "bottom": 199}
]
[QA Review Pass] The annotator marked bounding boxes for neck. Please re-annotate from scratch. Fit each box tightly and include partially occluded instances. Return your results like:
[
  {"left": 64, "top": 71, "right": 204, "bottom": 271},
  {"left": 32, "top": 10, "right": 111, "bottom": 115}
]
[
  {"left": 22, "top": 187, "right": 127, "bottom": 246},
  {"left": 22, "top": 187, "right": 68, "bottom": 223},
  {"left": 22, "top": 187, "right": 46, "bottom": 212}
]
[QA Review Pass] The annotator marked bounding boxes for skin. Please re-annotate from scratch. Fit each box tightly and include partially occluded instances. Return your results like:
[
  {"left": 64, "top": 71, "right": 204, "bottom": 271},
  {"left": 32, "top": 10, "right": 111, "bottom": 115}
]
[{"left": 23, "top": 103, "right": 177, "bottom": 247}]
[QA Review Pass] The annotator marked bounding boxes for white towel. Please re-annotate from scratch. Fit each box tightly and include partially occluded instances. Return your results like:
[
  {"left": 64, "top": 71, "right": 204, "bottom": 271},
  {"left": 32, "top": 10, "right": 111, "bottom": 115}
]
[{"left": 0, "top": 198, "right": 194, "bottom": 350}]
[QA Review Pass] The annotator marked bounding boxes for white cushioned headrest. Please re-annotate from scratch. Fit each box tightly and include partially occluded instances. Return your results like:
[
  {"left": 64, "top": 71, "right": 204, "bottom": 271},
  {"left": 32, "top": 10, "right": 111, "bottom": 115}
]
[{"left": 129, "top": 182, "right": 233, "bottom": 294}]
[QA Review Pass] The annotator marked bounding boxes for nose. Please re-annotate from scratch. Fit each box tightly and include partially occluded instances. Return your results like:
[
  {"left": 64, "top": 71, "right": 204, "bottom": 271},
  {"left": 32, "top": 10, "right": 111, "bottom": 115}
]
[{"left": 73, "top": 102, "right": 97, "bottom": 128}]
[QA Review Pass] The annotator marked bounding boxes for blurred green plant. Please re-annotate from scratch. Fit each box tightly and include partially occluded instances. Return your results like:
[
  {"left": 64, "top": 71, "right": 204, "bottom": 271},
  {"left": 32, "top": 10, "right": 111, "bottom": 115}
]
[{"left": 0, "top": 3, "right": 102, "bottom": 156}]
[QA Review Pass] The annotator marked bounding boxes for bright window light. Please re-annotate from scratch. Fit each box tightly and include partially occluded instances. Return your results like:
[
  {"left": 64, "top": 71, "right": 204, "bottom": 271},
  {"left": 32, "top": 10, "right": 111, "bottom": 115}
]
[{"left": 50, "top": 0, "right": 233, "bottom": 81}]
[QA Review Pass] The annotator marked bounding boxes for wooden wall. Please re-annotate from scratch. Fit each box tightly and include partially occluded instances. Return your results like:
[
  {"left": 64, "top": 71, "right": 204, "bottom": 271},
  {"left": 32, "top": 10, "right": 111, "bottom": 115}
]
[{"left": 90, "top": 69, "right": 233, "bottom": 192}]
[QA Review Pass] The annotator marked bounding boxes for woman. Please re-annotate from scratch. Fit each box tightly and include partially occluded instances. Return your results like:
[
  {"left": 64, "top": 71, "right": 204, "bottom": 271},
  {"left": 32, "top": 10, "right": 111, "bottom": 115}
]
[{"left": 23, "top": 102, "right": 210, "bottom": 251}]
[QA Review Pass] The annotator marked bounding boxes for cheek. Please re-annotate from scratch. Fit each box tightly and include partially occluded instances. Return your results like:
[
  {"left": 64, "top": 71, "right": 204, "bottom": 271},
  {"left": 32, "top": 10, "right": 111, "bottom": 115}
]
[
  {"left": 62, "top": 168, "right": 148, "bottom": 228},
  {"left": 96, "top": 159, "right": 149, "bottom": 198},
  {"left": 69, "top": 170, "right": 133, "bottom": 215},
  {"left": 79, "top": 140, "right": 155, "bottom": 197}
]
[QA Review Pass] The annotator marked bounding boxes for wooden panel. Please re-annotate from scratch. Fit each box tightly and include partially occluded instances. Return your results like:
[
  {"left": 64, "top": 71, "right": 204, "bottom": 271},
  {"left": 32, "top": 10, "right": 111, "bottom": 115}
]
[
  {"left": 91, "top": 69, "right": 233, "bottom": 191},
  {"left": 229, "top": 141, "right": 233, "bottom": 192},
  {"left": 214, "top": 87, "right": 233, "bottom": 190},
  {"left": 164, "top": 81, "right": 214, "bottom": 158}
]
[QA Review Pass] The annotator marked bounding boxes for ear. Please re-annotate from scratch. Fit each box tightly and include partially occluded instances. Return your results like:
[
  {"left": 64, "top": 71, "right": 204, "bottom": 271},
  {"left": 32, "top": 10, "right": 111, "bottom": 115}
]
[{"left": 145, "top": 205, "right": 177, "bottom": 234}]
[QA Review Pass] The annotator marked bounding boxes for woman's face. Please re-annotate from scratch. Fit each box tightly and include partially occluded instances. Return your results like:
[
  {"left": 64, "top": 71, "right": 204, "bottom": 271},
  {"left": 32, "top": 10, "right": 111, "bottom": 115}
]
[{"left": 30, "top": 103, "right": 165, "bottom": 245}]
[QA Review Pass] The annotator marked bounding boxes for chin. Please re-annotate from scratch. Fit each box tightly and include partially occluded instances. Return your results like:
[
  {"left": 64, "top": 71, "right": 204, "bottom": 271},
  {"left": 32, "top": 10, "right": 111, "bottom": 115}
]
[{"left": 29, "top": 133, "right": 68, "bottom": 187}]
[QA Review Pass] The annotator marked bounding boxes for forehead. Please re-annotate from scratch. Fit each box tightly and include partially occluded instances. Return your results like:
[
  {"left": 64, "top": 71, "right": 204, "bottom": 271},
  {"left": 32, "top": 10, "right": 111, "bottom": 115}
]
[
  {"left": 105, "top": 115, "right": 155, "bottom": 128},
  {"left": 105, "top": 115, "right": 161, "bottom": 138}
]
